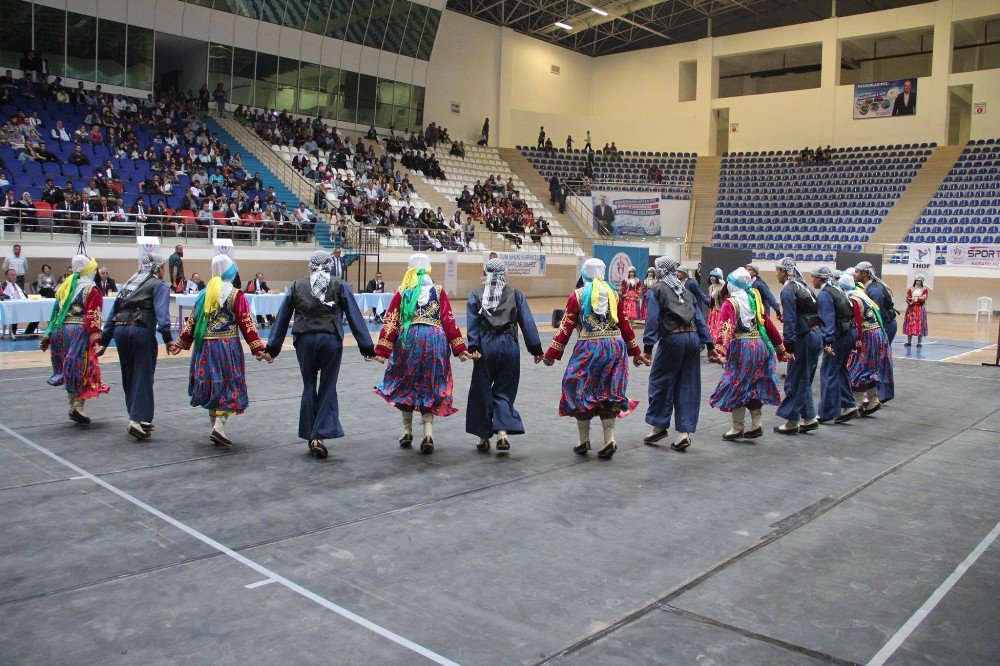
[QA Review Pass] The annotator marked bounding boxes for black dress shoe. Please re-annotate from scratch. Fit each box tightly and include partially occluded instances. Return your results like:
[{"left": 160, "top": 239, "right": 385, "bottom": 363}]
[
  {"left": 128, "top": 423, "right": 151, "bottom": 441},
  {"left": 573, "top": 441, "right": 591, "bottom": 456},
  {"left": 308, "top": 439, "right": 328, "bottom": 458},
  {"left": 671, "top": 436, "right": 692, "bottom": 452},
  {"left": 476, "top": 438, "right": 490, "bottom": 452},
  {"left": 399, "top": 433, "right": 413, "bottom": 448},
  {"left": 773, "top": 425, "right": 799, "bottom": 435},
  {"left": 799, "top": 421, "right": 819, "bottom": 432},
  {"left": 420, "top": 436, "right": 434, "bottom": 454},
  {"left": 834, "top": 408, "right": 859, "bottom": 424},
  {"left": 743, "top": 426, "right": 763, "bottom": 439},
  {"left": 722, "top": 430, "right": 745, "bottom": 441},
  {"left": 861, "top": 402, "right": 882, "bottom": 416},
  {"left": 69, "top": 409, "right": 91, "bottom": 425},
  {"left": 596, "top": 441, "right": 617, "bottom": 459},
  {"left": 643, "top": 429, "right": 669, "bottom": 445},
  {"left": 816, "top": 417, "right": 832, "bottom": 424},
  {"left": 496, "top": 437, "right": 510, "bottom": 453},
  {"left": 140, "top": 422, "right": 155, "bottom": 432}
]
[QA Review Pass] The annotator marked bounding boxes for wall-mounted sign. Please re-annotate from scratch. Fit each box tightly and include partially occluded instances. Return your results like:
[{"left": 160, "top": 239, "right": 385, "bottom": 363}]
[
  {"left": 730, "top": 122, "right": 739, "bottom": 133},
  {"left": 974, "top": 102, "right": 987, "bottom": 115},
  {"left": 450, "top": 101, "right": 461, "bottom": 115}
]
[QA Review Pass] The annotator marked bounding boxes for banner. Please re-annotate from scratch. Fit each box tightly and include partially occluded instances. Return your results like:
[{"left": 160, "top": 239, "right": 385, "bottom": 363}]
[
  {"left": 443, "top": 250, "right": 458, "bottom": 294},
  {"left": 213, "top": 238, "right": 235, "bottom": 258},
  {"left": 136, "top": 237, "right": 161, "bottom": 267},
  {"left": 853, "top": 79, "right": 918, "bottom": 119},
  {"left": 593, "top": 245, "right": 650, "bottom": 287},
  {"left": 659, "top": 197, "right": 691, "bottom": 238},
  {"left": 492, "top": 251, "right": 546, "bottom": 277},
  {"left": 946, "top": 244, "right": 1000, "bottom": 268},
  {"left": 907, "top": 244, "right": 935, "bottom": 288},
  {"left": 592, "top": 191, "right": 661, "bottom": 237}
]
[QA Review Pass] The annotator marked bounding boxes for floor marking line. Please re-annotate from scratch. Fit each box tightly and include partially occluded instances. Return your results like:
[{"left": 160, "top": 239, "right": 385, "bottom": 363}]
[
  {"left": 69, "top": 475, "right": 87, "bottom": 480},
  {"left": 0, "top": 422, "right": 460, "bottom": 666},
  {"left": 938, "top": 344, "right": 996, "bottom": 364},
  {"left": 866, "top": 519, "right": 1000, "bottom": 666},
  {"left": 244, "top": 579, "right": 277, "bottom": 590}
]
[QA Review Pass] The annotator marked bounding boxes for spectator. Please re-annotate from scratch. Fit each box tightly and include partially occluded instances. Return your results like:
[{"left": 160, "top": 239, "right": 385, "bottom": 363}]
[
  {"left": 50, "top": 120, "right": 70, "bottom": 144},
  {"left": 185, "top": 272, "right": 206, "bottom": 294},
  {"left": 168, "top": 244, "right": 185, "bottom": 286},
  {"left": 36, "top": 263, "right": 57, "bottom": 297},
  {"left": 95, "top": 266, "right": 117, "bottom": 295},
  {"left": 566, "top": 135, "right": 573, "bottom": 150},
  {"left": 537, "top": 126, "right": 545, "bottom": 149},
  {"left": 2, "top": 267, "right": 37, "bottom": 335},
  {"left": 68, "top": 144, "right": 90, "bottom": 166}
]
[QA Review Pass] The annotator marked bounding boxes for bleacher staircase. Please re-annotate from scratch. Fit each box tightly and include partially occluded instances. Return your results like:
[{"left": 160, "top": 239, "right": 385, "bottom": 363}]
[
  {"left": 865, "top": 144, "right": 965, "bottom": 250},
  {"left": 687, "top": 156, "right": 722, "bottom": 260}
]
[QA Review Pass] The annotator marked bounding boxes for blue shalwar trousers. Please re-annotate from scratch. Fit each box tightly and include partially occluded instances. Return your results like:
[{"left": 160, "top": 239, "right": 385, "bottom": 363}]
[
  {"left": 295, "top": 332, "right": 345, "bottom": 441},
  {"left": 776, "top": 329, "right": 822, "bottom": 422},
  {"left": 466, "top": 332, "right": 524, "bottom": 438},
  {"left": 645, "top": 331, "right": 702, "bottom": 433},
  {"left": 114, "top": 325, "right": 158, "bottom": 424},
  {"left": 818, "top": 330, "right": 857, "bottom": 421}
]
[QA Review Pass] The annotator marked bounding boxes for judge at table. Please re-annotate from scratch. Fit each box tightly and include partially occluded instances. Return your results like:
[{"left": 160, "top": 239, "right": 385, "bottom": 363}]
[
  {"left": 184, "top": 273, "right": 206, "bottom": 294},
  {"left": 2, "top": 268, "right": 38, "bottom": 335}
]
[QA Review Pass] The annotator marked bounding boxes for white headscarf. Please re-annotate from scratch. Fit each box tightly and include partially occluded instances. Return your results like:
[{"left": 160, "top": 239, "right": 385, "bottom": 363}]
[
  {"left": 70, "top": 254, "right": 97, "bottom": 300},
  {"left": 581, "top": 258, "right": 610, "bottom": 317},
  {"left": 726, "top": 267, "right": 756, "bottom": 330},
  {"left": 408, "top": 252, "right": 434, "bottom": 306},
  {"left": 211, "top": 255, "right": 235, "bottom": 308},
  {"left": 481, "top": 258, "right": 507, "bottom": 315}
]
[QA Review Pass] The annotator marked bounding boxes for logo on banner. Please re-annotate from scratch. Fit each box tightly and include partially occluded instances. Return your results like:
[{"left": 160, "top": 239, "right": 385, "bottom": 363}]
[
  {"left": 907, "top": 243, "right": 935, "bottom": 288},
  {"left": 947, "top": 243, "right": 1000, "bottom": 267},
  {"left": 608, "top": 252, "right": 633, "bottom": 285}
]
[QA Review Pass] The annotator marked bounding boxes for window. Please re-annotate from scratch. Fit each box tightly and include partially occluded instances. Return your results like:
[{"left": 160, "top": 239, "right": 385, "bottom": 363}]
[
  {"left": 254, "top": 52, "right": 279, "bottom": 110},
  {"left": 34, "top": 4, "right": 66, "bottom": 79},
  {"left": 298, "top": 62, "right": 323, "bottom": 115},
  {"left": 364, "top": 0, "right": 393, "bottom": 49},
  {"left": 276, "top": 57, "right": 299, "bottom": 112},
  {"left": 231, "top": 47, "right": 256, "bottom": 106},
  {"left": 66, "top": 13, "right": 97, "bottom": 82},
  {"left": 0, "top": 0, "right": 33, "bottom": 70},
  {"left": 303, "top": 0, "right": 329, "bottom": 35},
  {"left": 336, "top": 70, "right": 359, "bottom": 123},
  {"left": 416, "top": 8, "right": 440, "bottom": 61},
  {"left": 282, "top": 0, "right": 309, "bottom": 29},
  {"left": 345, "top": 0, "right": 373, "bottom": 45},
  {"left": 326, "top": 0, "right": 352, "bottom": 41},
  {"left": 97, "top": 20, "right": 127, "bottom": 86},
  {"left": 383, "top": 0, "right": 409, "bottom": 54},
  {"left": 357, "top": 72, "right": 377, "bottom": 125},
  {"left": 216, "top": 0, "right": 258, "bottom": 19},
  {"left": 208, "top": 43, "right": 234, "bottom": 98},
  {"left": 259, "top": 0, "right": 288, "bottom": 25},
  {"left": 399, "top": 2, "right": 426, "bottom": 59},
  {"left": 126, "top": 26, "right": 154, "bottom": 90}
]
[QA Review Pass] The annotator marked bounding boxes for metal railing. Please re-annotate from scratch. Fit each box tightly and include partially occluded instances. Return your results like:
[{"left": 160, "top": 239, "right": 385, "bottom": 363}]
[{"left": 217, "top": 117, "right": 319, "bottom": 206}]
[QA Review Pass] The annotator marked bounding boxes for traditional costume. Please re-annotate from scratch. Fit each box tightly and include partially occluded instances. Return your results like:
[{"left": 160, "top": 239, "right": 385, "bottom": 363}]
[
  {"left": 709, "top": 267, "right": 785, "bottom": 440},
  {"left": 174, "top": 256, "right": 267, "bottom": 447},
  {"left": 42, "top": 254, "right": 110, "bottom": 424},
  {"left": 747, "top": 264, "right": 782, "bottom": 318},
  {"left": 375, "top": 253, "right": 467, "bottom": 454},
  {"left": 619, "top": 267, "right": 644, "bottom": 321},
  {"left": 100, "top": 253, "right": 173, "bottom": 440},
  {"left": 707, "top": 267, "right": 725, "bottom": 340},
  {"left": 839, "top": 274, "right": 891, "bottom": 416},
  {"left": 811, "top": 266, "right": 860, "bottom": 424},
  {"left": 773, "top": 257, "right": 821, "bottom": 434},
  {"left": 903, "top": 276, "right": 929, "bottom": 346},
  {"left": 854, "top": 261, "right": 896, "bottom": 402},
  {"left": 678, "top": 266, "right": 710, "bottom": 306},
  {"left": 642, "top": 257, "right": 715, "bottom": 451},
  {"left": 465, "top": 259, "right": 543, "bottom": 453},
  {"left": 544, "top": 258, "right": 642, "bottom": 459},
  {"left": 266, "top": 251, "right": 375, "bottom": 458},
  {"left": 642, "top": 268, "right": 657, "bottom": 320}
]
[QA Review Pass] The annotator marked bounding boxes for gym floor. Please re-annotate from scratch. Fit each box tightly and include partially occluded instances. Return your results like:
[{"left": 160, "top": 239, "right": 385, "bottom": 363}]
[{"left": 0, "top": 311, "right": 997, "bottom": 665}]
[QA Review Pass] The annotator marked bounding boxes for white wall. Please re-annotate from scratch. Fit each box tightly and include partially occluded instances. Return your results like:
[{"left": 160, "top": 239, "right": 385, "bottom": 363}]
[{"left": 425, "top": 0, "right": 1000, "bottom": 154}]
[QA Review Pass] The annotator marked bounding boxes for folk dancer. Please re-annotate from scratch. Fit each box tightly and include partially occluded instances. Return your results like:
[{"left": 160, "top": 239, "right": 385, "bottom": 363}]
[
  {"left": 810, "top": 266, "right": 860, "bottom": 424},
  {"left": 374, "top": 253, "right": 472, "bottom": 454},
  {"left": 773, "top": 257, "right": 821, "bottom": 434},
  {"left": 641, "top": 267, "right": 657, "bottom": 320},
  {"left": 96, "top": 254, "right": 172, "bottom": 440},
  {"left": 619, "top": 267, "right": 644, "bottom": 322},
  {"left": 677, "top": 265, "right": 710, "bottom": 307},
  {"left": 265, "top": 251, "right": 375, "bottom": 458},
  {"left": 839, "top": 273, "right": 891, "bottom": 417},
  {"left": 710, "top": 267, "right": 787, "bottom": 440},
  {"left": 706, "top": 267, "right": 726, "bottom": 340},
  {"left": 542, "top": 258, "right": 648, "bottom": 459},
  {"left": 853, "top": 261, "right": 896, "bottom": 402},
  {"left": 40, "top": 254, "right": 110, "bottom": 424},
  {"left": 747, "top": 264, "right": 782, "bottom": 319},
  {"left": 168, "top": 256, "right": 272, "bottom": 447},
  {"left": 466, "top": 259, "right": 543, "bottom": 454},
  {"left": 642, "top": 257, "right": 718, "bottom": 451},
  {"left": 903, "top": 276, "right": 929, "bottom": 347}
]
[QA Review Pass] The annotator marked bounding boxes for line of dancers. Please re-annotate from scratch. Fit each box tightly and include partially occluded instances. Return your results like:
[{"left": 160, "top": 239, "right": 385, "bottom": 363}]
[{"left": 39, "top": 250, "right": 896, "bottom": 459}]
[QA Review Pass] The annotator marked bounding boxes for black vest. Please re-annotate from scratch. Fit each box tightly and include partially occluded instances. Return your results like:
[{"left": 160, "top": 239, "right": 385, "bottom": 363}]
[
  {"left": 289, "top": 276, "right": 341, "bottom": 335},
  {"left": 471, "top": 284, "right": 518, "bottom": 333},
  {"left": 827, "top": 286, "right": 855, "bottom": 336},
  {"left": 784, "top": 281, "right": 820, "bottom": 328},
  {"left": 113, "top": 277, "right": 159, "bottom": 326},
  {"left": 651, "top": 282, "right": 696, "bottom": 333}
]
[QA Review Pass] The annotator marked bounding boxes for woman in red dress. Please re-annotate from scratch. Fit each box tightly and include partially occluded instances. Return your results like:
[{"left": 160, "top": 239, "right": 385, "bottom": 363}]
[
  {"left": 619, "top": 267, "right": 644, "bottom": 322},
  {"left": 903, "top": 275, "right": 929, "bottom": 347}
]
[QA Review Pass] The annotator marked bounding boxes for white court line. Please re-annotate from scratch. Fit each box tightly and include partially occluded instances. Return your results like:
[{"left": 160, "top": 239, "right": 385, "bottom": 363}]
[
  {"left": 245, "top": 578, "right": 278, "bottom": 590},
  {"left": 938, "top": 344, "right": 996, "bottom": 364},
  {"left": 0, "top": 422, "right": 460, "bottom": 666},
  {"left": 866, "top": 519, "right": 1000, "bottom": 666}
]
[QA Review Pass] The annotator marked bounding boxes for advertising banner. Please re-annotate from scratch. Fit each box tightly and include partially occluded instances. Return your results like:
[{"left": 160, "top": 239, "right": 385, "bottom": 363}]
[
  {"left": 212, "top": 238, "right": 235, "bottom": 259},
  {"left": 593, "top": 245, "right": 650, "bottom": 286},
  {"left": 853, "top": 79, "right": 917, "bottom": 119},
  {"left": 136, "top": 237, "right": 161, "bottom": 267},
  {"left": 492, "top": 252, "right": 547, "bottom": 277},
  {"left": 945, "top": 244, "right": 1000, "bottom": 268},
  {"left": 907, "top": 244, "right": 935, "bottom": 288},
  {"left": 443, "top": 250, "right": 458, "bottom": 294},
  {"left": 591, "top": 191, "right": 661, "bottom": 237}
]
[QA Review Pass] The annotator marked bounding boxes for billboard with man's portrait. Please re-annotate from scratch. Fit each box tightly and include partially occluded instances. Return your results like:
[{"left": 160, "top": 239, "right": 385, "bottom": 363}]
[{"left": 853, "top": 79, "right": 917, "bottom": 119}]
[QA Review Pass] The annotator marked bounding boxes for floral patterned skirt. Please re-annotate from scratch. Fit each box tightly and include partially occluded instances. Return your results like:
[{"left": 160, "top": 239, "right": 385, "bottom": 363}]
[
  {"left": 558, "top": 337, "right": 638, "bottom": 419},
  {"left": 622, "top": 294, "right": 642, "bottom": 320},
  {"left": 707, "top": 307, "right": 723, "bottom": 341},
  {"left": 903, "top": 305, "right": 928, "bottom": 336},
  {"left": 188, "top": 336, "right": 249, "bottom": 414},
  {"left": 47, "top": 323, "right": 110, "bottom": 400},
  {"left": 375, "top": 324, "right": 457, "bottom": 416},
  {"left": 709, "top": 337, "right": 781, "bottom": 412},
  {"left": 848, "top": 327, "right": 892, "bottom": 391}
]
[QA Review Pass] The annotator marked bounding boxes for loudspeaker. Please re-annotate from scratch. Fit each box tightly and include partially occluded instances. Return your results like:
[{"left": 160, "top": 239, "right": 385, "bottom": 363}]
[{"left": 551, "top": 309, "right": 565, "bottom": 328}]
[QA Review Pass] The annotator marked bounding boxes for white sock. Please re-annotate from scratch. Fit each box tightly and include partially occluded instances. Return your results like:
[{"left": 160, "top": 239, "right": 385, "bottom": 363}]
[
  {"left": 498, "top": 430, "right": 507, "bottom": 439},
  {"left": 801, "top": 417, "right": 817, "bottom": 426},
  {"left": 401, "top": 410, "right": 413, "bottom": 436},
  {"left": 781, "top": 419, "right": 799, "bottom": 430},
  {"left": 750, "top": 409, "right": 762, "bottom": 428},
  {"left": 214, "top": 414, "right": 228, "bottom": 433},
  {"left": 128, "top": 420, "right": 142, "bottom": 431},
  {"left": 576, "top": 419, "right": 591, "bottom": 444},
  {"left": 674, "top": 431, "right": 690, "bottom": 444},
  {"left": 866, "top": 387, "right": 879, "bottom": 403},
  {"left": 600, "top": 418, "right": 615, "bottom": 445},
  {"left": 727, "top": 407, "right": 746, "bottom": 435},
  {"left": 422, "top": 412, "right": 434, "bottom": 439}
]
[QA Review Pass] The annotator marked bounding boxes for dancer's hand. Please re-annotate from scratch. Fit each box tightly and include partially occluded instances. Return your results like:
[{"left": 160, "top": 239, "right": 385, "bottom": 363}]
[
  {"left": 458, "top": 351, "right": 473, "bottom": 362},
  {"left": 373, "top": 355, "right": 386, "bottom": 364},
  {"left": 94, "top": 344, "right": 106, "bottom": 357},
  {"left": 542, "top": 356, "right": 555, "bottom": 366},
  {"left": 39, "top": 337, "right": 50, "bottom": 352},
  {"left": 707, "top": 349, "right": 723, "bottom": 364},
  {"left": 363, "top": 355, "right": 376, "bottom": 363},
  {"left": 785, "top": 352, "right": 796, "bottom": 362},
  {"left": 166, "top": 342, "right": 181, "bottom": 355},
  {"left": 533, "top": 355, "right": 543, "bottom": 364},
  {"left": 255, "top": 351, "right": 273, "bottom": 364}
]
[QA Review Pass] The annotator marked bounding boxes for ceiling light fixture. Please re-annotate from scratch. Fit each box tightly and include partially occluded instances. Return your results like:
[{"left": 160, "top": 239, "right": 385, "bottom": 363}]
[
  {"left": 554, "top": 21, "right": 573, "bottom": 30},
  {"left": 590, "top": 7, "right": 609, "bottom": 16}
]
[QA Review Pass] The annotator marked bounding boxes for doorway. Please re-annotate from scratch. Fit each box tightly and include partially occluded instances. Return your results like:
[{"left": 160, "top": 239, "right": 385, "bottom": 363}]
[
  {"left": 155, "top": 33, "right": 208, "bottom": 98},
  {"left": 947, "top": 84, "right": 972, "bottom": 146},
  {"left": 713, "top": 108, "right": 730, "bottom": 156}
]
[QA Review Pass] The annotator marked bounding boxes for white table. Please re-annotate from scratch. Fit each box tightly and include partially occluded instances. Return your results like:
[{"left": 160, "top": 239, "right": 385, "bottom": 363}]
[
  {"left": 355, "top": 293, "right": 393, "bottom": 311},
  {"left": 246, "top": 293, "right": 285, "bottom": 317}
]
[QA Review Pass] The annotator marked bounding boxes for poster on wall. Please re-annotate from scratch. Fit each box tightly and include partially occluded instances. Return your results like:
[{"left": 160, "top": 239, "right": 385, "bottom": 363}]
[
  {"left": 907, "top": 243, "right": 936, "bottom": 288},
  {"left": 853, "top": 79, "right": 918, "bottom": 119},
  {"left": 443, "top": 250, "right": 458, "bottom": 294},
  {"left": 659, "top": 197, "right": 691, "bottom": 238},
  {"left": 593, "top": 245, "right": 650, "bottom": 287},
  {"left": 591, "top": 191, "right": 661, "bottom": 237},
  {"left": 490, "top": 252, "right": 547, "bottom": 277},
  {"left": 136, "top": 237, "right": 161, "bottom": 267},
  {"left": 946, "top": 243, "right": 1000, "bottom": 268}
]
